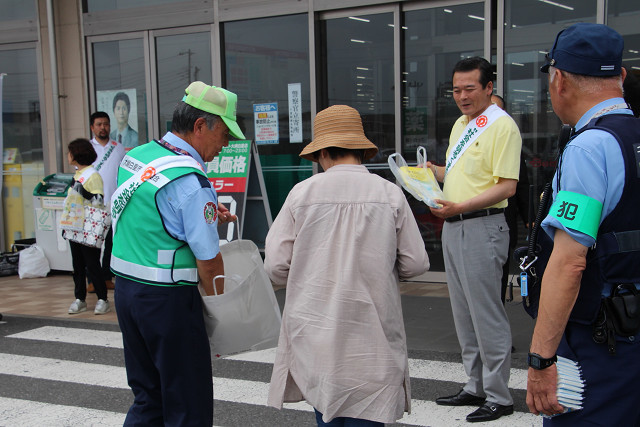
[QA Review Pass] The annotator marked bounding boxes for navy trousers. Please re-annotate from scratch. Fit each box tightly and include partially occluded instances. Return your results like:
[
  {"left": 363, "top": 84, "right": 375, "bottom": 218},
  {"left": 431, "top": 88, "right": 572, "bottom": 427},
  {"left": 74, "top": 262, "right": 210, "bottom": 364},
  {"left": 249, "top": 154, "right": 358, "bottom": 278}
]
[
  {"left": 545, "top": 322, "right": 640, "bottom": 426},
  {"left": 314, "top": 409, "right": 384, "bottom": 427},
  {"left": 115, "top": 276, "right": 213, "bottom": 426}
]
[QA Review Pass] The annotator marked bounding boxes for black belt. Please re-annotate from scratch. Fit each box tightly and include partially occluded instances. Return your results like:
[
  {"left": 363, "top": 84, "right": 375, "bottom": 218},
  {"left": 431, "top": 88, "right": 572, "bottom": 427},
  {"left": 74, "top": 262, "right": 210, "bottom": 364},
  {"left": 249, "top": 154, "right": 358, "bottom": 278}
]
[{"left": 445, "top": 208, "right": 505, "bottom": 223}]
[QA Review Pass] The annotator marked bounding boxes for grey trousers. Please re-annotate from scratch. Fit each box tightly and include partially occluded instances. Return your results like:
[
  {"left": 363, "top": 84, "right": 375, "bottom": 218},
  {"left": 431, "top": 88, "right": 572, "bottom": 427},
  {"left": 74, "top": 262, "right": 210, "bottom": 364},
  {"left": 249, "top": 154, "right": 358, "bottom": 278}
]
[{"left": 442, "top": 213, "right": 513, "bottom": 406}]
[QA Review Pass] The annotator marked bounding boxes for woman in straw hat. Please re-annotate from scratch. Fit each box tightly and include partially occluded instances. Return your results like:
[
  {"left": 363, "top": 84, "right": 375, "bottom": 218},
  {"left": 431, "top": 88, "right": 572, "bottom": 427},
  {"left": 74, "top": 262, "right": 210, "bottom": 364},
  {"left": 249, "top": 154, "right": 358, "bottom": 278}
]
[{"left": 265, "top": 105, "right": 430, "bottom": 426}]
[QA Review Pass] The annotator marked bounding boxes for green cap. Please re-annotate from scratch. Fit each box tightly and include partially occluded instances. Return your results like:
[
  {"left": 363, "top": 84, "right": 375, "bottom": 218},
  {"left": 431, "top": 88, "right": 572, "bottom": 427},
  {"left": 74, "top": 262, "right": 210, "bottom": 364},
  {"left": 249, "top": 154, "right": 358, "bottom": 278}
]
[{"left": 182, "top": 81, "right": 245, "bottom": 140}]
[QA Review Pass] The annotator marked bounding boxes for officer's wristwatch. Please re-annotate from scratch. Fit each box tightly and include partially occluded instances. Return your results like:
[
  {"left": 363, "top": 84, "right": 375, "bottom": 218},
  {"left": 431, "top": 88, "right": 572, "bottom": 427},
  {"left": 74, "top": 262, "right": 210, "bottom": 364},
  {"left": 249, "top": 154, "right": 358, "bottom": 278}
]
[{"left": 527, "top": 352, "right": 557, "bottom": 370}]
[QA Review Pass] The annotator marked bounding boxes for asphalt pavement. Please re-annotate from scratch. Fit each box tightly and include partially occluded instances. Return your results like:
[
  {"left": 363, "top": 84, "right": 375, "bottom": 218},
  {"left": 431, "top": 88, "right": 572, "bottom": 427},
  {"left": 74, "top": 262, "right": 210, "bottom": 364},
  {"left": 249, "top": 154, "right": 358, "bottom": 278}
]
[
  {"left": 0, "top": 275, "right": 540, "bottom": 426},
  {"left": 273, "top": 287, "right": 536, "bottom": 369}
]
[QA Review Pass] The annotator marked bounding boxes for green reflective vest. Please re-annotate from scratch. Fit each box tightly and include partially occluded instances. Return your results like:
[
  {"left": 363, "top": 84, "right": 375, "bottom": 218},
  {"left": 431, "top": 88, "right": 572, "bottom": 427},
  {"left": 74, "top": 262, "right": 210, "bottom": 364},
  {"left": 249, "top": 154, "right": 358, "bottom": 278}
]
[{"left": 111, "top": 140, "right": 207, "bottom": 286}]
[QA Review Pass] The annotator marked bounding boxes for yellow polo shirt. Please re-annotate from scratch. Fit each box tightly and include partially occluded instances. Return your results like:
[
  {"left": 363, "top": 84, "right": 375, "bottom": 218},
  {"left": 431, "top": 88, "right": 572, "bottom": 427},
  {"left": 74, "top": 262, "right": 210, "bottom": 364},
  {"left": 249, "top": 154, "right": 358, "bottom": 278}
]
[{"left": 442, "top": 114, "right": 522, "bottom": 208}]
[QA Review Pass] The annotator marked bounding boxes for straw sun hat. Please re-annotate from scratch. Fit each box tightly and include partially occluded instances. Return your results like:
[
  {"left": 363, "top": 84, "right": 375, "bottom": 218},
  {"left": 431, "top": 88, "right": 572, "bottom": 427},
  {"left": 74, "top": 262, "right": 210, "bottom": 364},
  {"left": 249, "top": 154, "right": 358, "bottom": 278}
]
[{"left": 299, "top": 105, "right": 378, "bottom": 162}]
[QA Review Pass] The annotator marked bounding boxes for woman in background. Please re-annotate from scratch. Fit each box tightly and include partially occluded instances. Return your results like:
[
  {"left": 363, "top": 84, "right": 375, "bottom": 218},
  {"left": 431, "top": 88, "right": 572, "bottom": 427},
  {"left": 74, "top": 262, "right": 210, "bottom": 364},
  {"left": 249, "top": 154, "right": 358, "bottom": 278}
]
[{"left": 61, "top": 138, "right": 110, "bottom": 315}]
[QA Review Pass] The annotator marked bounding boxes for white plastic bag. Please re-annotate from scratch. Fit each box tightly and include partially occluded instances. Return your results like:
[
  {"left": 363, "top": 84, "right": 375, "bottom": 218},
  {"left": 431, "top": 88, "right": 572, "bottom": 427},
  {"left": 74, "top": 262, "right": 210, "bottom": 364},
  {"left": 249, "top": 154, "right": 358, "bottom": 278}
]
[
  {"left": 18, "top": 245, "right": 51, "bottom": 279},
  {"left": 201, "top": 240, "right": 282, "bottom": 358},
  {"left": 388, "top": 146, "right": 444, "bottom": 208}
]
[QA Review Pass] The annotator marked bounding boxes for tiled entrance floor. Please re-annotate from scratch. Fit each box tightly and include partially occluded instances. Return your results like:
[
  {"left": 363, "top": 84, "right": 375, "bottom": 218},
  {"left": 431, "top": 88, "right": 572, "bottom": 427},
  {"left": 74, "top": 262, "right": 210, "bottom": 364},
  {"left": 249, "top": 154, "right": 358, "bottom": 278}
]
[
  {"left": 0, "top": 273, "right": 118, "bottom": 323},
  {"left": 0, "top": 273, "right": 450, "bottom": 324}
]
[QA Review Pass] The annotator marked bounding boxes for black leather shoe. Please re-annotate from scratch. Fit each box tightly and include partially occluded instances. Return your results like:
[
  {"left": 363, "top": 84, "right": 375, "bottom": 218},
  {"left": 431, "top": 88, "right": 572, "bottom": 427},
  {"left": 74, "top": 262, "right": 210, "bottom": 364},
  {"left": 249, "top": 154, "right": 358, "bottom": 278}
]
[
  {"left": 466, "top": 402, "right": 514, "bottom": 422},
  {"left": 436, "top": 390, "right": 486, "bottom": 406}
]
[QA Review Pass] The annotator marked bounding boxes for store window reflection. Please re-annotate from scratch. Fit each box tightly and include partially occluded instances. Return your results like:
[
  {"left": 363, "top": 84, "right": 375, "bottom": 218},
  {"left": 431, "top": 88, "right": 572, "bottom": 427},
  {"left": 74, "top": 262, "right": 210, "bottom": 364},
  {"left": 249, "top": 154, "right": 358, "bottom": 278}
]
[
  {"left": 501, "top": 0, "right": 595, "bottom": 267},
  {"left": 93, "top": 39, "right": 147, "bottom": 149},
  {"left": 608, "top": 0, "right": 640, "bottom": 99},
  {"left": 403, "top": 4, "right": 484, "bottom": 163},
  {"left": 156, "top": 32, "right": 211, "bottom": 135},
  {"left": 223, "top": 14, "right": 311, "bottom": 218},
  {"left": 320, "top": 13, "right": 394, "bottom": 168},
  {"left": 503, "top": 0, "right": 596, "bottom": 196},
  {"left": 403, "top": 3, "right": 484, "bottom": 272},
  {"left": 1, "top": 48, "right": 44, "bottom": 249}
]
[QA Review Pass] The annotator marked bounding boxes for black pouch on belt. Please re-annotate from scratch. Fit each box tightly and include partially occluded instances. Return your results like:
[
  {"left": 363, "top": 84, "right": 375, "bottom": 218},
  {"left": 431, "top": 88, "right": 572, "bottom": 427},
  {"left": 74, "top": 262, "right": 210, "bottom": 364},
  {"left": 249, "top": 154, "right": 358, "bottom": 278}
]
[{"left": 604, "top": 283, "right": 640, "bottom": 337}]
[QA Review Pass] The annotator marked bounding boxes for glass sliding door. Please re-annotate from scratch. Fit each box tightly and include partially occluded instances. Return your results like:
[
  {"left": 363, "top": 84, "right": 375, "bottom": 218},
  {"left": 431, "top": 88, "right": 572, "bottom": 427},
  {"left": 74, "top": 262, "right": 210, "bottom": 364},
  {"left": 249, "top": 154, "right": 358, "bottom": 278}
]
[
  {"left": 155, "top": 31, "right": 212, "bottom": 135},
  {"left": 500, "top": 0, "right": 596, "bottom": 266},
  {"left": 92, "top": 38, "right": 147, "bottom": 149},
  {"left": 319, "top": 11, "right": 395, "bottom": 173},
  {"left": 402, "top": 2, "right": 485, "bottom": 271},
  {"left": 223, "top": 14, "right": 311, "bottom": 219},
  {"left": 503, "top": 0, "right": 597, "bottom": 194},
  {"left": 608, "top": 0, "right": 640, "bottom": 99},
  {"left": 403, "top": 3, "right": 485, "bottom": 164},
  {"left": 91, "top": 28, "right": 212, "bottom": 146}
]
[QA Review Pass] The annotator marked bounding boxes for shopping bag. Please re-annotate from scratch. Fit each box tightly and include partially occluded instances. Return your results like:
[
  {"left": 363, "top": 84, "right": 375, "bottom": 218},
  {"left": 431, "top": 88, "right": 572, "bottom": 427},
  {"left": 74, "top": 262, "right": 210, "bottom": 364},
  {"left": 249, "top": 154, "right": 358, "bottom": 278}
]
[
  {"left": 201, "top": 239, "right": 282, "bottom": 358},
  {"left": 18, "top": 245, "right": 51, "bottom": 279},
  {"left": 61, "top": 205, "right": 111, "bottom": 248},
  {"left": 388, "top": 146, "right": 444, "bottom": 208}
]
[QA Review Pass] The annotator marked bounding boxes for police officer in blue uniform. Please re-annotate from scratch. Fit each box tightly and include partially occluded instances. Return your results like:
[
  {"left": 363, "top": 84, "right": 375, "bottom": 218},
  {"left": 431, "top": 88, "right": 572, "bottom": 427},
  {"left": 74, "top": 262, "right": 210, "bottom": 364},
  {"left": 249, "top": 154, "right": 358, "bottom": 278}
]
[
  {"left": 526, "top": 23, "right": 640, "bottom": 425},
  {"left": 111, "top": 81, "right": 243, "bottom": 426}
]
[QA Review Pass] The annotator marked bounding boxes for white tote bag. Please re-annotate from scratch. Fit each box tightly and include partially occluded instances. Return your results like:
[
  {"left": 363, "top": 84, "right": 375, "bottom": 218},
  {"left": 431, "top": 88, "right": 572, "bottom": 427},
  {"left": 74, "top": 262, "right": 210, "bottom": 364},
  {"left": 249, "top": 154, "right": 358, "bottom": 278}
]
[{"left": 201, "top": 240, "right": 282, "bottom": 358}]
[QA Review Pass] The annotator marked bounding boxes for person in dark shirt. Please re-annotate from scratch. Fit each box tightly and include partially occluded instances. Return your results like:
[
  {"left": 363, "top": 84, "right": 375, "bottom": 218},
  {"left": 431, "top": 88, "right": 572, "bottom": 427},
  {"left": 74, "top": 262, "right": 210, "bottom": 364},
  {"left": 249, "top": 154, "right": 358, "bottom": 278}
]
[{"left": 492, "top": 94, "right": 530, "bottom": 305}]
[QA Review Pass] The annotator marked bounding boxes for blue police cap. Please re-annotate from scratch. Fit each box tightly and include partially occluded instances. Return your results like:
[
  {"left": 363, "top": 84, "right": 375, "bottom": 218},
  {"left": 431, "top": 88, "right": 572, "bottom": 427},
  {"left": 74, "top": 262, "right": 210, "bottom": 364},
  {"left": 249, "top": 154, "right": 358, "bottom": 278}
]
[{"left": 540, "top": 23, "right": 623, "bottom": 76}]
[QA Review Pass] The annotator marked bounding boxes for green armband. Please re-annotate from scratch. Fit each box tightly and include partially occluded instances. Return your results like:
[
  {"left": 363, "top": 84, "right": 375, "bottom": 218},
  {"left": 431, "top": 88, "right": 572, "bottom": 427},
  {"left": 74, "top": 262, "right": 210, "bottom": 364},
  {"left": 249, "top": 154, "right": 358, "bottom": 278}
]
[{"left": 549, "top": 191, "right": 603, "bottom": 239}]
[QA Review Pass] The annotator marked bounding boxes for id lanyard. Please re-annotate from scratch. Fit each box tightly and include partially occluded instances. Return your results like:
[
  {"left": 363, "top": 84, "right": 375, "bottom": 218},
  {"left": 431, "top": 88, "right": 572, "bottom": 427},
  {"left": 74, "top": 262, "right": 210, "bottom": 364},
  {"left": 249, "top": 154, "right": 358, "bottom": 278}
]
[{"left": 587, "top": 103, "right": 629, "bottom": 121}]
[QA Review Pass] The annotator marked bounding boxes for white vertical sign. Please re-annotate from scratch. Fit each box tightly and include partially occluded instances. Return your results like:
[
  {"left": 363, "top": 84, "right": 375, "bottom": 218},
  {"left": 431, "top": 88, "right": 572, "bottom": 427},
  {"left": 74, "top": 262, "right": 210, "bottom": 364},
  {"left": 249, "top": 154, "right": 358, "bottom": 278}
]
[{"left": 288, "top": 83, "right": 302, "bottom": 143}]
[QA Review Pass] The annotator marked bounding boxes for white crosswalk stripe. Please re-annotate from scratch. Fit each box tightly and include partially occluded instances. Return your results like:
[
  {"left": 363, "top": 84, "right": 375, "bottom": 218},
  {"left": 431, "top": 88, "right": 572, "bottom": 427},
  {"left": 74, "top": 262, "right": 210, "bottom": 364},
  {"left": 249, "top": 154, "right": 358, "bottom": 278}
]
[
  {"left": 0, "top": 397, "right": 223, "bottom": 427},
  {"left": 0, "top": 353, "right": 127, "bottom": 388},
  {"left": 0, "top": 397, "right": 126, "bottom": 426},
  {"left": 9, "top": 327, "right": 529, "bottom": 390},
  {"left": 229, "top": 348, "right": 531, "bottom": 391},
  {"left": 2, "top": 326, "right": 541, "bottom": 426},
  {"left": 8, "top": 326, "right": 124, "bottom": 348}
]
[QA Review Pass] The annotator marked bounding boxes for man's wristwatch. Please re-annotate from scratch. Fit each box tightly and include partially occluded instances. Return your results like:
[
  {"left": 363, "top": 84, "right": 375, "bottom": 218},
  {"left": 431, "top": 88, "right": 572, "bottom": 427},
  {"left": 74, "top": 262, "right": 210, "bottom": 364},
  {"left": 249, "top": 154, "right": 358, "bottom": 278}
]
[{"left": 527, "top": 352, "right": 557, "bottom": 370}]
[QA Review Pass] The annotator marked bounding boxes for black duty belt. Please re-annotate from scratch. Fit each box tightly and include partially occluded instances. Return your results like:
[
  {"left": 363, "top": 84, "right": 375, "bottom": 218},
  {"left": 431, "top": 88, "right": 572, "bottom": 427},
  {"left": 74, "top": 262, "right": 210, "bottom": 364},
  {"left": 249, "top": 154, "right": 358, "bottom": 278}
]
[{"left": 445, "top": 208, "right": 505, "bottom": 223}]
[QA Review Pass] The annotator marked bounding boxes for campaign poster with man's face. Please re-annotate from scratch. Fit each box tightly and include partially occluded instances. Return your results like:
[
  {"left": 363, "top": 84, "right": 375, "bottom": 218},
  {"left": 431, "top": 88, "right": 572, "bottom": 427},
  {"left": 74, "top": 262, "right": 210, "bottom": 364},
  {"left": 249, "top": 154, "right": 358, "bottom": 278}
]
[{"left": 96, "top": 89, "right": 139, "bottom": 149}]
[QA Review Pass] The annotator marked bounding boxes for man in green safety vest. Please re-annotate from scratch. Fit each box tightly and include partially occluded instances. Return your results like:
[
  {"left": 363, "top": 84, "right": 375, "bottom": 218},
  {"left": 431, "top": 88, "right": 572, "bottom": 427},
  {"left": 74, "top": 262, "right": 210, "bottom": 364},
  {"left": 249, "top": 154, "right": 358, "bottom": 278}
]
[{"left": 111, "top": 81, "right": 244, "bottom": 426}]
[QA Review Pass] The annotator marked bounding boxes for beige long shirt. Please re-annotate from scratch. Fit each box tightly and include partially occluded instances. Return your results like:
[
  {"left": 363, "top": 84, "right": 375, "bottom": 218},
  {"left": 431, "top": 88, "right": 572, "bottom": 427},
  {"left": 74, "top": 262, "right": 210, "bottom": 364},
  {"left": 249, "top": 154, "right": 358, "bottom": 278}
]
[{"left": 264, "top": 164, "right": 430, "bottom": 424}]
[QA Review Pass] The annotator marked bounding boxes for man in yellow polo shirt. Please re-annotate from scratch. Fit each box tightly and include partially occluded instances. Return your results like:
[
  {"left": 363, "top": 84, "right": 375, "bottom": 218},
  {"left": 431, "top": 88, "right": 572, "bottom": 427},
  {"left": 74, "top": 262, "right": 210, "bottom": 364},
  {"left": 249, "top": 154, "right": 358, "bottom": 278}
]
[{"left": 427, "top": 57, "right": 522, "bottom": 423}]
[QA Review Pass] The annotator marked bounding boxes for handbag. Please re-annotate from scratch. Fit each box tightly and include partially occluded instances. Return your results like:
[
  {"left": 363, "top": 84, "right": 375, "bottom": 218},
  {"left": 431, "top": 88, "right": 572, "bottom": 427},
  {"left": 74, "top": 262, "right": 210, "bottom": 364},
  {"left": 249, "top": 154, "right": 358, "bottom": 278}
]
[
  {"left": 60, "top": 170, "right": 111, "bottom": 249},
  {"left": 0, "top": 251, "right": 20, "bottom": 277},
  {"left": 61, "top": 204, "right": 112, "bottom": 248},
  {"left": 201, "top": 240, "right": 282, "bottom": 358}
]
